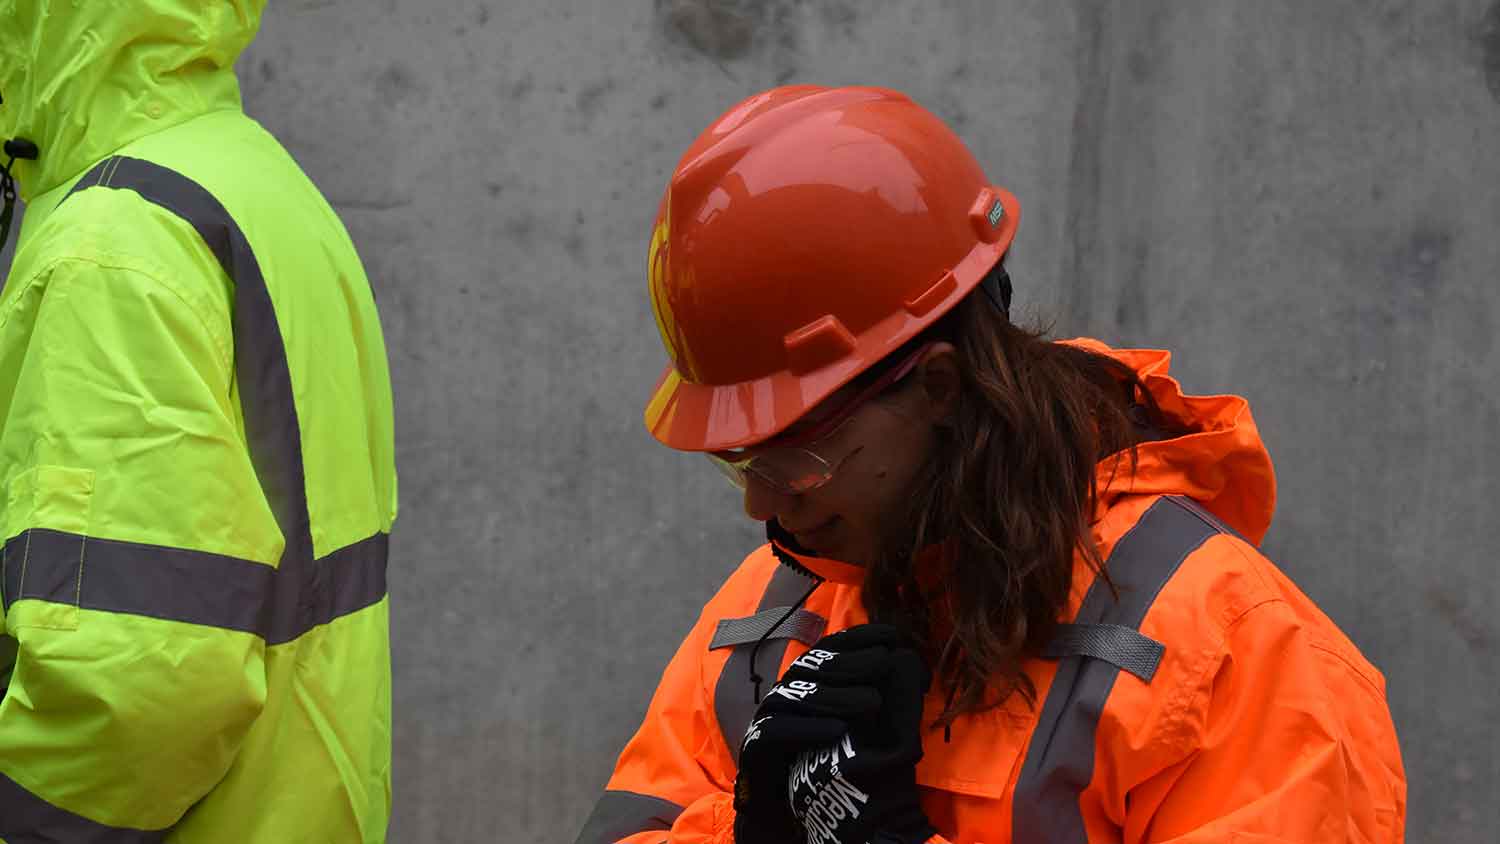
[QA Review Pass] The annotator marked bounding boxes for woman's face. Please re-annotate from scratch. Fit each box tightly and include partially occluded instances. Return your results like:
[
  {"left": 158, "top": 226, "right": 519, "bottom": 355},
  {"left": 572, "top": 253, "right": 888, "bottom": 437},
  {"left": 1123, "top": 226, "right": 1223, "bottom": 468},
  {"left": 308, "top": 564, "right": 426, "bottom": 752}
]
[{"left": 741, "top": 345, "right": 959, "bottom": 566}]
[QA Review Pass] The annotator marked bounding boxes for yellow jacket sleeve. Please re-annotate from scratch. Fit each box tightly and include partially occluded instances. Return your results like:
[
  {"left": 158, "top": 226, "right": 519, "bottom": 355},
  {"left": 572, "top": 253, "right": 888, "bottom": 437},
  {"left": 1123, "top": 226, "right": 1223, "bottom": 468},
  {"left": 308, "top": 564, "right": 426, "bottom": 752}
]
[{"left": 0, "top": 249, "right": 278, "bottom": 834}]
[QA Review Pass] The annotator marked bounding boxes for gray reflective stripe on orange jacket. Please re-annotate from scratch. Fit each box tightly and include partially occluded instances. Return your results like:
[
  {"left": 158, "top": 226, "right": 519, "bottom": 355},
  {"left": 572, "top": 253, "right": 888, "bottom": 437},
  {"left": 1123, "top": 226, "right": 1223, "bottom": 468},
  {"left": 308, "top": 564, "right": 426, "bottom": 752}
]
[
  {"left": 1042, "top": 623, "right": 1164, "bottom": 684},
  {"left": 715, "top": 566, "right": 823, "bottom": 765},
  {"left": 0, "top": 157, "right": 389, "bottom": 839},
  {"left": 709, "top": 606, "right": 827, "bottom": 650},
  {"left": 1012, "top": 495, "right": 1224, "bottom": 843},
  {"left": 573, "top": 789, "right": 683, "bottom": 844},
  {"left": 572, "top": 568, "right": 823, "bottom": 844}
]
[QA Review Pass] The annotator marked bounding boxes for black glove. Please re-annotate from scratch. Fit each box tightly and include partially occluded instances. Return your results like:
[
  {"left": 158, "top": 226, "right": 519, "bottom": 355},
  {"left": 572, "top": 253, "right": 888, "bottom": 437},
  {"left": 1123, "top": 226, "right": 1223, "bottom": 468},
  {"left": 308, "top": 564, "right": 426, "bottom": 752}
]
[
  {"left": 786, "top": 631, "right": 933, "bottom": 844},
  {"left": 733, "top": 624, "right": 935, "bottom": 844}
]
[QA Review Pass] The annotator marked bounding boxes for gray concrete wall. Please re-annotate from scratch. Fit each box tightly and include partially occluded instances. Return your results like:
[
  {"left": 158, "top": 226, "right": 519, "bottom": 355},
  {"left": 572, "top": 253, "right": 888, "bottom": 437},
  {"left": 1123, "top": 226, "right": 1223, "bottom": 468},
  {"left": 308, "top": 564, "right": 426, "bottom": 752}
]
[{"left": 4, "top": 0, "right": 1497, "bottom": 840}]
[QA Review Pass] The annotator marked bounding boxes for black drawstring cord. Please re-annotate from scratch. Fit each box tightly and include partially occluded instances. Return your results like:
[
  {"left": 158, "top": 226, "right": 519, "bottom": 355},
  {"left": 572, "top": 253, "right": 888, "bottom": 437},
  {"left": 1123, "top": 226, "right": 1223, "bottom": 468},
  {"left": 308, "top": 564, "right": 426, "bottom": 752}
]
[
  {"left": 749, "top": 576, "right": 822, "bottom": 703},
  {"left": 750, "top": 520, "right": 826, "bottom": 702},
  {"left": 0, "top": 138, "right": 40, "bottom": 254},
  {"left": 941, "top": 682, "right": 960, "bottom": 743}
]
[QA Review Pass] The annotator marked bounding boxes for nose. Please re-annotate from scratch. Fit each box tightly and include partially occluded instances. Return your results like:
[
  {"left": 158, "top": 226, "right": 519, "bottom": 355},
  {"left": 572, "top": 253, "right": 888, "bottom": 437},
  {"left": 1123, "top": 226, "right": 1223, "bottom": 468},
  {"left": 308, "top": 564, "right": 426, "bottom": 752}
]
[{"left": 743, "top": 473, "right": 797, "bottom": 523}]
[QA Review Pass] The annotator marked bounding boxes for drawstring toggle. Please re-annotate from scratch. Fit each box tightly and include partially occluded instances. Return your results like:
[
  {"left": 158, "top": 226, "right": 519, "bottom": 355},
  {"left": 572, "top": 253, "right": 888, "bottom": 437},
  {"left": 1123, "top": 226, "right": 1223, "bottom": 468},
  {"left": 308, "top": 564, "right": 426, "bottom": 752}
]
[{"left": 1, "top": 138, "right": 41, "bottom": 254}]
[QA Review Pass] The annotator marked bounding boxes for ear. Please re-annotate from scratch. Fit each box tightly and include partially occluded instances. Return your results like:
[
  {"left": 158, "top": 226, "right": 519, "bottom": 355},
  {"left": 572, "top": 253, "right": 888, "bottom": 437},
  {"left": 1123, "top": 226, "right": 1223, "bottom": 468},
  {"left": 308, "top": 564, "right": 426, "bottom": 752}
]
[{"left": 914, "top": 342, "right": 961, "bottom": 424}]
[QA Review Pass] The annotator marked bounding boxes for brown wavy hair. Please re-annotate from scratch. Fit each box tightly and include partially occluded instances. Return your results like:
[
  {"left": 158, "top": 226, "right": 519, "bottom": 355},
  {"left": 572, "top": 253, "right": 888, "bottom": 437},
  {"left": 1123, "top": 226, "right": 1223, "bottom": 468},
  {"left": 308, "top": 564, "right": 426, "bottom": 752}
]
[{"left": 862, "top": 283, "right": 1170, "bottom": 727}]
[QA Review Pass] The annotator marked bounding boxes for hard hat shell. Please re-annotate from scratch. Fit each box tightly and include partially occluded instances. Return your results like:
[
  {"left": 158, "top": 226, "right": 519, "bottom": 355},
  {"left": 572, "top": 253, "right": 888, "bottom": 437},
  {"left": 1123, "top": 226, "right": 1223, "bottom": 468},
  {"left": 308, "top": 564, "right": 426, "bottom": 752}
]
[{"left": 644, "top": 85, "right": 1020, "bottom": 451}]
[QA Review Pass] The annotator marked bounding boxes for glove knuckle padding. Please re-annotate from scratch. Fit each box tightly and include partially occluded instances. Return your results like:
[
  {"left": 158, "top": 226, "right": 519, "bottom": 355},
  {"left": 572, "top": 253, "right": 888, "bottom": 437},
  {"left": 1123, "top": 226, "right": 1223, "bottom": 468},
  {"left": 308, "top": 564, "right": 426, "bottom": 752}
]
[
  {"left": 758, "top": 680, "right": 884, "bottom": 723},
  {"left": 811, "top": 623, "right": 912, "bottom": 652},
  {"left": 782, "top": 645, "right": 895, "bottom": 688}
]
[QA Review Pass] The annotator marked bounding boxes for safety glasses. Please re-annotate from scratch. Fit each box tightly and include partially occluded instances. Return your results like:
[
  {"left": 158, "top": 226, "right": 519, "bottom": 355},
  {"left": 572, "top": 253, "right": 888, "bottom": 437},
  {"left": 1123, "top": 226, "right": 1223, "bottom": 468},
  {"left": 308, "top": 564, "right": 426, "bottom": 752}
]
[{"left": 707, "top": 344, "right": 931, "bottom": 495}]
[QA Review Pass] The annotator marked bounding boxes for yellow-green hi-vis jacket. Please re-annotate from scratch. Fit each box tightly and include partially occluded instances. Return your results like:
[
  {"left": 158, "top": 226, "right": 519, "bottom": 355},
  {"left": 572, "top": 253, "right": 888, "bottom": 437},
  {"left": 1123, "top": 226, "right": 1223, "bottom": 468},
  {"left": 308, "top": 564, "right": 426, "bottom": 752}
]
[{"left": 0, "top": 2, "right": 398, "bottom": 841}]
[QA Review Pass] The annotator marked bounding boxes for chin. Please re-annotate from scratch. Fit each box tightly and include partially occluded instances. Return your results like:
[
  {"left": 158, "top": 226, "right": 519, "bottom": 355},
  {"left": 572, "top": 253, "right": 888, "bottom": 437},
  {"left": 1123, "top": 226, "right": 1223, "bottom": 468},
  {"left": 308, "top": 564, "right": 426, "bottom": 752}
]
[{"left": 833, "top": 543, "right": 876, "bottom": 567}]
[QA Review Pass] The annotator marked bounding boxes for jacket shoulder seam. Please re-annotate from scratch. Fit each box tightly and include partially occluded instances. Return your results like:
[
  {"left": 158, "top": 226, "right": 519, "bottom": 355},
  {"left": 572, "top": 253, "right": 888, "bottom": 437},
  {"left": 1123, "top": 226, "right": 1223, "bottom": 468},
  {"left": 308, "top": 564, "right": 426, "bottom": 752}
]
[
  {"left": 24, "top": 186, "right": 237, "bottom": 369},
  {"left": 23, "top": 253, "right": 232, "bottom": 375},
  {"left": 1307, "top": 638, "right": 1386, "bottom": 698}
]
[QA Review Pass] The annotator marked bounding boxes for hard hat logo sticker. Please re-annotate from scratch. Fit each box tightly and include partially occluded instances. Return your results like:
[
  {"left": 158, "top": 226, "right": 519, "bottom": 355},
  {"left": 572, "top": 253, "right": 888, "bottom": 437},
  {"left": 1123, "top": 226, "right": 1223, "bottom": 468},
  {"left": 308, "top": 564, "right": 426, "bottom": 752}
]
[{"left": 988, "top": 199, "right": 1005, "bottom": 227}]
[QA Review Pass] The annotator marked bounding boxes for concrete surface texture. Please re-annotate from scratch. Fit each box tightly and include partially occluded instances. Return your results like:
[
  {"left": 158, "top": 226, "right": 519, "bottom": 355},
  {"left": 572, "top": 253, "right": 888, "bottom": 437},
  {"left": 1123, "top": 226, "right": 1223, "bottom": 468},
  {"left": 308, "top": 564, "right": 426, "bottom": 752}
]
[{"left": 3, "top": 0, "right": 1497, "bottom": 840}]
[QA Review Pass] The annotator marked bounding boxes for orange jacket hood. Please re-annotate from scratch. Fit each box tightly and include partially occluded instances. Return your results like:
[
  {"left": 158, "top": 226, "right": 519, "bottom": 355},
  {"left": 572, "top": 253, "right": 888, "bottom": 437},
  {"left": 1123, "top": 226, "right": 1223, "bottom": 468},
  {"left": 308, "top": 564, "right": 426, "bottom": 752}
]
[
  {"left": 1085, "top": 341, "right": 1277, "bottom": 544},
  {"left": 774, "top": 340, "right": 1278, "bottom": 584}
]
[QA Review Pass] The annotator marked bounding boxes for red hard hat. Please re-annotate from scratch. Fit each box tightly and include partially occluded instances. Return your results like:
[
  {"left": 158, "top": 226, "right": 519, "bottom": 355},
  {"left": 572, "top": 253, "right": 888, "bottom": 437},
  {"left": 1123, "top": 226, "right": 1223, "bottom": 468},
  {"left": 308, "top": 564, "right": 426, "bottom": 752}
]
[{"left": 643, "top": 85, "right": 1020, "bottom": 452}]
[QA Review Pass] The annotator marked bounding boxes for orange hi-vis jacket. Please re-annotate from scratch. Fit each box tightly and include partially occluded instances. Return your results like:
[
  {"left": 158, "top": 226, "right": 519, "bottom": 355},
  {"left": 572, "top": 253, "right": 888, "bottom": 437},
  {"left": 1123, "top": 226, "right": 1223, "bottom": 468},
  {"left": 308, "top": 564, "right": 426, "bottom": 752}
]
[{"left": 578, "top": 344, "right": 1407, "bottom": 844}]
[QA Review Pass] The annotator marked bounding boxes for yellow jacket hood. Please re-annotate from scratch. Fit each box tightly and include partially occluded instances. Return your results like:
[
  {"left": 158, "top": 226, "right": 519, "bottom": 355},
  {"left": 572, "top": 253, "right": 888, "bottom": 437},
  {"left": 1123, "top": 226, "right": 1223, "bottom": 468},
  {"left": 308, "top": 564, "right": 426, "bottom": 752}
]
[{"left": 0, "top": 0, "right": 263, "bottom": 201}]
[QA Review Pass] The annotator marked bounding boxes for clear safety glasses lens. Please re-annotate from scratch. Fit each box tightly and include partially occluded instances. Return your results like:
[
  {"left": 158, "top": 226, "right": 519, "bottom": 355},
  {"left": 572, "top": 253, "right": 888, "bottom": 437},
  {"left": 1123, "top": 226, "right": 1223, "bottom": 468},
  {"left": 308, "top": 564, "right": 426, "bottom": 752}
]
[
  {"left": 705, "top": 450, "right": 834, "bottom": 495},
  {"left": 707, "top": 454, "right": 749, "bottom": 489}
]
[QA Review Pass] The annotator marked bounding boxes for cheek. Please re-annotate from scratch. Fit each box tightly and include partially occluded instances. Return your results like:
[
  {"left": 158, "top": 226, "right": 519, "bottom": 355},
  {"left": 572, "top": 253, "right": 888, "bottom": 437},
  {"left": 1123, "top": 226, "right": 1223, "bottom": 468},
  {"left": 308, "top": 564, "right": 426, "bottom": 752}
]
[
  {"left": 850, "top": 447, "right": 929, "bottom": 517},
  {"left": 869, "top": 430, "right": 935, "bottom": 489}
]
